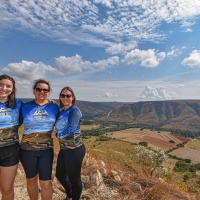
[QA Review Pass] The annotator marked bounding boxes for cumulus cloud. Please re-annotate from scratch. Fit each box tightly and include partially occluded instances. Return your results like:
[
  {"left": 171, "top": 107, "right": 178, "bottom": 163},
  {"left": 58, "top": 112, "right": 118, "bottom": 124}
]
[
  {"left": 103, "top": 92, "right": 118, "bottom": 98},
  {"left": 140, "top": 85, "right": 176, "bottom": 100},
  {"left": 1, "top": 54, "right": 119, "bottom": 82},
  {"left": 55, "top": 54, "right": 119, "bottom": 73},
  {"left": 123, "top": 49, "right": 165, "bottom": 68},
  {"left": 181, "top": 50, "right": 200, "bottom": 67},
  {"left": 55, "top": 55, "right": 84, "bottom": 74},
  {"left": 2, "top": 60, "right": 60, "bottom": 80}
]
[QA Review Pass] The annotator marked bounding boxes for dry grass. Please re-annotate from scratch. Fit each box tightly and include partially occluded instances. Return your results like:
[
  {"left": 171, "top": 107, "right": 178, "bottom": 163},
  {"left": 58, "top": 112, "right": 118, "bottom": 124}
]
[
  {"left": 84, "top": 136, "right": 139, "bottom": 172},
  {"left": 81, "top": 124, "right": 100, "bottom": 130},
  {"left": 18, "top": 125, "right": 200, "bottom": 199},
  {"left": 187, "top": 139, "right": 200, "bottom": 151},
  {"left": 83, "top": 136, "right": 199, "bottom": 199}
]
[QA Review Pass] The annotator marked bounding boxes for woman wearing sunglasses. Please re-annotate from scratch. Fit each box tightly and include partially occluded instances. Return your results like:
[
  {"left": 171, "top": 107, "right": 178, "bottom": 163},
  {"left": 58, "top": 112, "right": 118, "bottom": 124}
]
[
  {"left": 54, "top": 86, "right": 85, "bottom": 200},
  {"left": 20, "top": 79, "right": 59, "bottom": 200},
  {"left": 0, "top": 74, "right": 23, "bottom": 200}
]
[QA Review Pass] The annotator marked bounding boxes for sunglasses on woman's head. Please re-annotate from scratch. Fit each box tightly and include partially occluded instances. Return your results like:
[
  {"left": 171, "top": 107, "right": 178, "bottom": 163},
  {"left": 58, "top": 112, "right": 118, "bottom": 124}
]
[
  {"left": 35, "top": 88, "right": 50, "bottom": 93},
  {"left": 60, "top": 94, "right": 72, "bottom": 98}
]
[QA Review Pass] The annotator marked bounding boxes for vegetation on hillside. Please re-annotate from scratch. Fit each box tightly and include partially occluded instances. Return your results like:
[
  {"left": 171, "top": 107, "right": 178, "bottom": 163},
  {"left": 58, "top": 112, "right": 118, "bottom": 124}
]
[{"left": 82, "top": 123, "right": 200, "bottom": 197}]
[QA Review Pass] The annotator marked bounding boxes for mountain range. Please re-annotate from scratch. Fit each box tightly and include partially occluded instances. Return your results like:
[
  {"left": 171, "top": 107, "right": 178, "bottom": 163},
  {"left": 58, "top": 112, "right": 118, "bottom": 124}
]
[
  {"left": 77, "top": 100, "right": 200, "bottom": 132},
  {"left": 20, "top": 98, "right": 200, "bottom": 132}
]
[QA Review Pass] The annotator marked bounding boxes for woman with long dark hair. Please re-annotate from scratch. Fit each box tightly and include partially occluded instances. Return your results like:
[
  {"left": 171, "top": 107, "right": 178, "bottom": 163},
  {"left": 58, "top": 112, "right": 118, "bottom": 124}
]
[
  {"left": 54, "top": 86, "right": 85, "bottom": 200},
  {"left": 0, "top": 74, "right": 23, "bottom": 200}
]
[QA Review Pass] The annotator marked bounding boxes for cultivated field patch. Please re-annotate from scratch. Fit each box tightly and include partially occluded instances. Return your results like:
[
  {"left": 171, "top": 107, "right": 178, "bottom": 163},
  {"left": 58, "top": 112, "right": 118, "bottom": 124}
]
[
  {"left": 170, "top": 146, "right": 200, "bottom": 164},
  {"left": 81, "top": 124, "right": 100, "bottom": 130},
  {"left": 105, "top": 128, "right": 200, "bottom": 164},
  {"left": 186, "top": 139, "right": 200, "bottom": 151},
  {"left": 106, "top": 128, "right": 183, "bottom": 151}
]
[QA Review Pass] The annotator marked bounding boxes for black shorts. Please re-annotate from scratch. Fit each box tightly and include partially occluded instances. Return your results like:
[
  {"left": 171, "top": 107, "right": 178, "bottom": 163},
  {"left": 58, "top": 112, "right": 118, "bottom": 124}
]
[
  {"left": 0, "top": 143, "right": 20, "bottom": 167},
  {"left": 19, "top": 148, "right": 54, "bottom": 180}
]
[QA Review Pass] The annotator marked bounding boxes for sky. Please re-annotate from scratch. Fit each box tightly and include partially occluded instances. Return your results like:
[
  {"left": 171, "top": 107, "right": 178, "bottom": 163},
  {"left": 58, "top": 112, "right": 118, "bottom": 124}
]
[{"left": 1, "top": 0, "right": 200, "bottom": 102}]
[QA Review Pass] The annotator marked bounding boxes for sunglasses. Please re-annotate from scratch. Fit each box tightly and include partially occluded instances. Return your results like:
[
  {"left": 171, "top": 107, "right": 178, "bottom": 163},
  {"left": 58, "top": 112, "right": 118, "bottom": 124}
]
[
  {"left": 60, "top": 94, "right": 72, "bottom": 98},
  {"left": 35, "top": 88, "right": 50, "bottom": 93}
]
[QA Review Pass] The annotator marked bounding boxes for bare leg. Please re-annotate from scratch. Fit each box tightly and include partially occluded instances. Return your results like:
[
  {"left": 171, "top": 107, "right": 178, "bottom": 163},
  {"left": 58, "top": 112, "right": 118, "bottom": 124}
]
[
  {"left": 26, "top": 174, "right": 39, "bottom": 200},
  {"left": 39, "top": 180, "right": 53, "bottom": 200},
  {"left": 0, "top": 164, "right": 18, "bottom": 200}
]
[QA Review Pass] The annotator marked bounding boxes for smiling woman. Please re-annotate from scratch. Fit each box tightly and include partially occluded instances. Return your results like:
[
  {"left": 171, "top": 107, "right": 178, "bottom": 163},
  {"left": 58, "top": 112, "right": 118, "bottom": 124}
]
[
  {"left": 0, "top": 81, "right": 13, "bottom": 100},
  {"left": 0, "top": 74, "right": 23, "bottom": 200},
  {"left": 19, "top": 79, "right": 59, "bottom": 200},
  {"left": 54, "top": 86, "right": 85, "bottom": 200}
]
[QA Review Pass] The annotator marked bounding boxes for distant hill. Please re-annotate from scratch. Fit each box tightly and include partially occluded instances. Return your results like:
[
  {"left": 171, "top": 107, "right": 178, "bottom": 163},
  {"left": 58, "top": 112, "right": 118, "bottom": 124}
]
[
  {"left": 75, "top": 100, "right": 125, "bottom": 118},
  {"left": 97, "top": 100, "right": 200, "bottom": 132},
  {"left": 19, "top": 98, "right": 125, "bottom": 119},
  {"left": 20, "top": 98, "right": 200, "bottom": 132}
]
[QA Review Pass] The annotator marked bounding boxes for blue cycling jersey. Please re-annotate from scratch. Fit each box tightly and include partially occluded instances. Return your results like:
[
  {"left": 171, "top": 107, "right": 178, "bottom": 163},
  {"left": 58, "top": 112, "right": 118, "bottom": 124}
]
[
  {"left": 0, "top": 99, "right": 23, "bottom": 147},
  {"left": 56, "top": 105, "right": 82, "bottom": 138},
  {"left": 21, "top": 100, "right": 59, "bottom": 150},
  {"left": 22, "top": 100, "right": 59, "bottom": 135},
  {"left": 55, "top": 105, "right": 83, "bottom": 148},
  {"left": 0, "top": 99, "right": 23, "bottom": 128}
]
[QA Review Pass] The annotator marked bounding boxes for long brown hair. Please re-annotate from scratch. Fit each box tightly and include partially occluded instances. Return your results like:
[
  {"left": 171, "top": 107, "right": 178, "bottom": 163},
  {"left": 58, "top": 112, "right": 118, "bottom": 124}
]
[
  {"left": 0, "top": 74, "right": 16, "bottom": 108},
  {"left": 59, "top": 86, "right": 76, "bottom": 108}
]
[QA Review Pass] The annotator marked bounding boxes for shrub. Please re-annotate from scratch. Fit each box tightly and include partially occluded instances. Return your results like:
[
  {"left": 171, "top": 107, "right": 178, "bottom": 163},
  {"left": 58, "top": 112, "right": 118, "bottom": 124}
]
[
  {"left": 138, "top": 141, "right": 148, "bottom": 147},
  {"left": 96, "top": 135, "right": 111, "bottom": 141},
  {"left": 185, "top": 159, "right": 191, "bottom": 163},
  {"left": 173, "top": 161, "right": 190, "bottom": 172},
  {"left": 135, "top": 145, "right": 168, "bottom": 176}
]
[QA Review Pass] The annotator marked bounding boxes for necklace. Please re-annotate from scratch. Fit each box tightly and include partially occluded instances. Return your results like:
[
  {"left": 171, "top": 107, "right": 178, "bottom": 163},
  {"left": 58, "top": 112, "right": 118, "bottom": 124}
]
[{"left": 0, "top": 97, "right": 8, "bottom": 103}]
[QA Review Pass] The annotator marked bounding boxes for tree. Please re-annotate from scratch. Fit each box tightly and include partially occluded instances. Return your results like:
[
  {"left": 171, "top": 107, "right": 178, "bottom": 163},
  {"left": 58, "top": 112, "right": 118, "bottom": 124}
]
[
  {"left": 138, "top": 141, "right": 148, "bottom": 147},
  {"left": 173, "top": 161, "right": 190, "bottom": 172},
  {"left": 135, "top": 145, "right": 168, "bottom": 176}
]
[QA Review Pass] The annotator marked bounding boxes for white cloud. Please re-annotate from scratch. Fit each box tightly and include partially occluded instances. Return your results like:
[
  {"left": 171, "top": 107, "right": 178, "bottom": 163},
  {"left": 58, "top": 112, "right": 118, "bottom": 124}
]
[
  {"left": 166, "top": 46, "right": 182, "bottom": 57},
  {"left": 140, "top": 85, "right": 176, "bottom": 100},
  {"left": 2, "top": 60, "right": 59, "bottom": 80},
  {"left": 1, "top": 1, "right": 200, "bottom": 53},
  {"left": 184, "top": 28, "right": 193, "bottom": 32},
  {"left": 55, "top": 54, "right": 119, "bottom": 73},
  {"left": 55, "top": 55, "right": 84, "bottom": 74},
  {"left": 123, "top": 49, "right": 165, "bottom": 68},
  {"left": 181, "top": 20, "right": 196, "bottom": 27},
  {"left": 181, "top": 50, "right": 200, "bottom": 67},
  {"left": 105, "top": 42, "right": 138, "bottom": 55},
  {"left": 103, "top": 92, "right": 117, "bottom": 98},
  {"left": 1, "top": 55, "right": 119, "bottom": 83},
  {"left": 93, "top": 0, "right": 113, "bottom": 8}
]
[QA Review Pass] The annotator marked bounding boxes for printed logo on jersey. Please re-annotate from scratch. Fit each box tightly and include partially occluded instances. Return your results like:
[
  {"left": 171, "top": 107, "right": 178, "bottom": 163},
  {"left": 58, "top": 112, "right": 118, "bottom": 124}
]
[
  {"left": 0, "top": 107, "right": 19, "bottom": 128},
  {"left": 33, "top": 107, "right": 49, "bottom": 120},
  {"left": 0, "top": 107, "right": 12, "bottom": 116}
]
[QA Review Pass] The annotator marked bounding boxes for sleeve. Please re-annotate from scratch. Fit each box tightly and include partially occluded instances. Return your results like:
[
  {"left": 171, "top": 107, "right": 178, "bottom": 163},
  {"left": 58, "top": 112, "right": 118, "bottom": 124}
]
[
  {"left": 55, "top": 104, "right": 60, "bottom": 119},
  {"left": 18, "top": 100, "right": 24, "bottom": 127},
  {"left": 62, "top": 108, "right": 81, "bottom": 137}
]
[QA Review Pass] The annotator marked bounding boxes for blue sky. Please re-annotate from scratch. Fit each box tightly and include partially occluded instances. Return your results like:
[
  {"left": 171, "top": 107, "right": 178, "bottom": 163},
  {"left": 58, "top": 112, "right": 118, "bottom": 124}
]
[{"left": 1, "top": 0, "right": 200, "bottom": 102}]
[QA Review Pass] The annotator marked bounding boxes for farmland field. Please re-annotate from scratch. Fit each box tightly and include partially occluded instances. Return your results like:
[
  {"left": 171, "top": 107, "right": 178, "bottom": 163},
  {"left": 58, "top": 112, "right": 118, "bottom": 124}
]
[
  {"left": 81, "top": 124, "right": 100, "bottom": 130},
  {"left": 170, "top": 147, "right": 200, "bottom": 164},
  {"left": 186, "top": 139, "right": 200, "bottom": 150},
  {"left": 106, "top": 128, "right": 186, "bottom": 151},
  {"left": 106, "top": 128, "right": 200, "bottom": 164}
]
